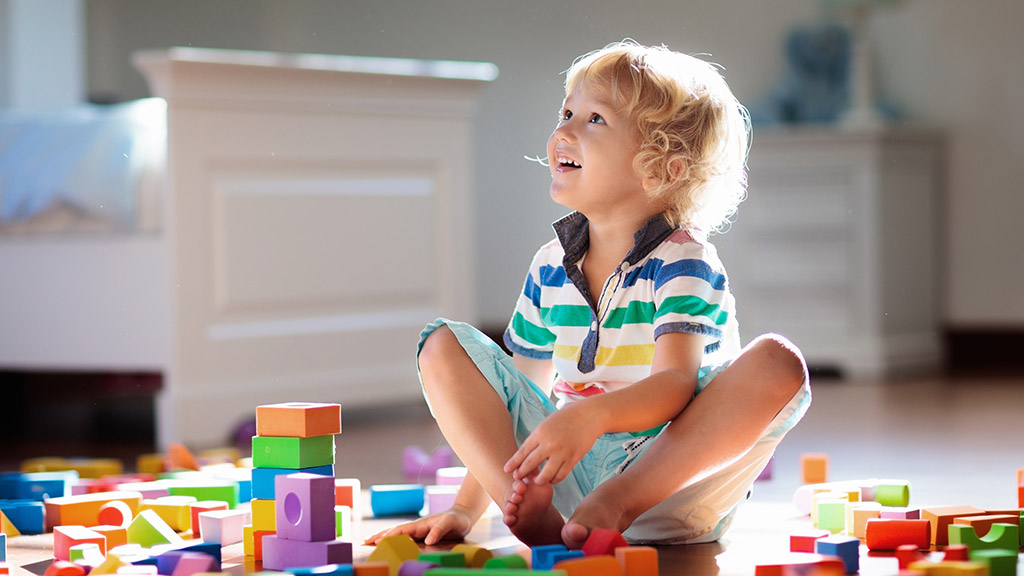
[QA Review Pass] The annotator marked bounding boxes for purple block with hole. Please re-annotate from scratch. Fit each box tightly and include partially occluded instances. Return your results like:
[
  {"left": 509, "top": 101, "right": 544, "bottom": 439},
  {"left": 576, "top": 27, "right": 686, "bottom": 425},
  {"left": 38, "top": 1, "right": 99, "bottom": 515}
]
[
  {"left": 275, "top": 473, "right": 336, "bottom": 542},
  {"left": 397, "top": 560, "right": 439, "bottom": 576},
  {"left": 261, "top": 535, "right": 353, "bottom": 571}
]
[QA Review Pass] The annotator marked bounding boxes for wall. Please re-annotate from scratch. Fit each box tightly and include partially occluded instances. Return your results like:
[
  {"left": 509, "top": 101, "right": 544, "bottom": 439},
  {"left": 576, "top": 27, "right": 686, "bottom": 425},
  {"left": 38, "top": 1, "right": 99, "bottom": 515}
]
[{"left": 84, "top": 0, "right": 1024, "bottom": 332}]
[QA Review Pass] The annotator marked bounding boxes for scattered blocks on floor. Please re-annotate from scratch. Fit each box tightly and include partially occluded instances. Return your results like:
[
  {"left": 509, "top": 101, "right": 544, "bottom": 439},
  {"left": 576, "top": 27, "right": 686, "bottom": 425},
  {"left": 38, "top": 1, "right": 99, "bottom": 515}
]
[
  {"left": 256, "top": 402, "right": 342, "bottom": 438},
  {"left": 43, "top": 491, "right": 143, "bottom": 531},
  {"left": 142, "top": 495, "right": 197, "bottom": 532},
  {"left": 553, "top": 554, "right": 622, "bottom": 575},
  {"left": 789, "top": 529, "right": 831, "bottom": 553},
  {"left": 369, "top": 484, "right": 425, "bottom": 517},
  {"left": 189, "top": 500, "right": 229, "bottom": 539},
  {"left": 0, "top": 500, "right": 43, "bottom": 534}
]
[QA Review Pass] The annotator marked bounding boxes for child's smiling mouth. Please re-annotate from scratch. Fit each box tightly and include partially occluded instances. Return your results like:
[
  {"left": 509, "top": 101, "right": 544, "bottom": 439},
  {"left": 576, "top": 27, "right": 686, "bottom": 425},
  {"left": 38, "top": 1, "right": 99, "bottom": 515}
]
[{"left": 556, "top": 155, "right": 582, "bottom": 171}]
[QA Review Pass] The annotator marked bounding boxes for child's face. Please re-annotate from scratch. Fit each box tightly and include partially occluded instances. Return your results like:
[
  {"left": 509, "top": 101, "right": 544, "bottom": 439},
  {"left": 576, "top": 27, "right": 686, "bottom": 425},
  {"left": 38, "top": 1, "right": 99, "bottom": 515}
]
[{"left": 546, "top": 80, "right": 650, "bottom": 221}]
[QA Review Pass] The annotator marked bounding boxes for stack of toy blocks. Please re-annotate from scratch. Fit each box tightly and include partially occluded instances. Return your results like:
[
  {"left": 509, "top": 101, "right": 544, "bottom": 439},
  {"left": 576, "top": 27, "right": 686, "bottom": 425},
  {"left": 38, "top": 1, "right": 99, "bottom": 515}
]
[{"left": 247, "top": 402, "right": 343, "bottom": 567}]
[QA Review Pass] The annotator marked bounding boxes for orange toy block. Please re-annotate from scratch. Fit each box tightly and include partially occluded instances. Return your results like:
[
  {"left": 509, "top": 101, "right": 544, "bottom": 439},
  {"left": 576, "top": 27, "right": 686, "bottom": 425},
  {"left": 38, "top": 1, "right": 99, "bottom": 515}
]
[
  {"left": 864, "top": 518, "right": 931, "bottom": 550},
  {"left": 91, "top": 525, "right": 127, "bottom": 549},
  {"left": 800, "top": 453, "right": 829, "bottom": 484},
  {"left": 554, "top": 555, "right": 623, "bottom": 575},
  {"left": 754, "top": 553, "right": 845, "bottom": 576},
  {"left": 790, "top": 529, "right": 831, "bottom": 553},
  {"left": 921, "top": 505, "right": 985, "bottom": 546},
  {"left": 256, "top": 402, "right": 342, "bottom": 438},
  {"left": 1018, "top": 483, "right": 1023, "bottom": 508},
  {"left": 53, "top": 525, "right": 107, "bottom": 561},
  {"left": 0, "top": 562, "right": 10, "bottom": 575},
  {"left": 44, "top": 491, "right": 143, "bottom": 532},
  {"left": 581, "top": 528, "right": 629, "bottom": 556},
  {"left": 167, "top": 444, "right": 200, "bottom": 471},
  {"left": 334, "top": 478, "right": 362, "bottom": 520},
  {"left": 615, "top": 546, "right": 659, "bottom": 576},
  {"left": 353, "top": 564, "right": 390, "bottom": 576},
  {"left": 953, "top": 514, "right": 1020, "bottom": 537}
]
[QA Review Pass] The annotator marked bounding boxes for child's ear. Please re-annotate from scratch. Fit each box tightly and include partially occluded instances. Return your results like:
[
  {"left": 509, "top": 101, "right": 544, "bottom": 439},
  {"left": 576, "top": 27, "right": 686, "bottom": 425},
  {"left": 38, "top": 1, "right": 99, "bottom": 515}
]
[{"left": 644, "top": 158, "right": 686, "bottom": 191}]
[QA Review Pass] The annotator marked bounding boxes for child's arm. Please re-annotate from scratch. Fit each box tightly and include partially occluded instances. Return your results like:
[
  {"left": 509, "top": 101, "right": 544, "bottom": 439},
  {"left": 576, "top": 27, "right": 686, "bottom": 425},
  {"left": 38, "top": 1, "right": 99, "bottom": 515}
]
[
  {"left": 513, "top": 353, "right": 557, "bottom": 396},
  {"left": 504, "top": 331, "right": 704, "bottom": 485}
]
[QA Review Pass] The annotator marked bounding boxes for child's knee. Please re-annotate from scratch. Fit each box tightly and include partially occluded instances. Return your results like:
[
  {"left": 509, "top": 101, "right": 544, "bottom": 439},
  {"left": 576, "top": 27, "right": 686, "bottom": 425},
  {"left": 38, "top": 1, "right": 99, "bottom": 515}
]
[
  {"left": 749, "top": 333, "right": 807, "bottom": 388},
  {"left": 419, "top": 324, "right": 458, "bottom": 369}
]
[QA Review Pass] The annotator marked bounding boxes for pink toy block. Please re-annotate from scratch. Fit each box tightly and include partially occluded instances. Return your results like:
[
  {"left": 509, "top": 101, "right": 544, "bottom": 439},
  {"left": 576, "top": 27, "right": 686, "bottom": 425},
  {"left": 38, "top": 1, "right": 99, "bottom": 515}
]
[
  {"left": 880, "top": 507, "right": 921, "bottom": 520},
  {"left": 189, "top": 501, "right": 228, "bottom": 539},
  {"left": 425, "top": 485, "right": 458, "bottom": 515},
  {"left": 198, "top": 509, "right": 251, "bottom": 545},
  {"left": 864, "top": 518, "right": 931, "bottom": 550},
  {"left": 615, "top": 546, "right": 659, "bottom": 576},
  {"left": 169, "top": 551, "right": 217, "bottom": 576},
  {"left": 334, "top": 478, "right": 362, "bottom": 520},
  {"left": 53, "top": 525, "right": 107, "bottom": 561},
  {"left": 789, "top": 529, "right": 831, "bottom": 553},
  {"left": 402, "top": 445, "right": 456, "bottom": 482},
  {"left": 261, "top": 535, "right": 353, "bottom": 571},
  {"left": 581, "top": 528, "right": 629, "bottom": 556},
  {"left": 97, "top": 500, "right": 133, "bottom": 528},
  {"left": 276, "top": 473, "right": 336, "bottom": 542},
  {"left": 434, "top": 467, "right": 467, "bottom": 486},
  {"left": 256, "top": 402, "right": 342, "bottom": 438}
]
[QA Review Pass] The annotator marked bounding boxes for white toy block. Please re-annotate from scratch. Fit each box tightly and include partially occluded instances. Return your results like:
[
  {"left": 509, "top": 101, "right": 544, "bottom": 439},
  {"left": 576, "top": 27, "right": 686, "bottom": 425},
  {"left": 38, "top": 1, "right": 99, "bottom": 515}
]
[{"left": 197, "top": 509, "right": 251, "bottom": 545}]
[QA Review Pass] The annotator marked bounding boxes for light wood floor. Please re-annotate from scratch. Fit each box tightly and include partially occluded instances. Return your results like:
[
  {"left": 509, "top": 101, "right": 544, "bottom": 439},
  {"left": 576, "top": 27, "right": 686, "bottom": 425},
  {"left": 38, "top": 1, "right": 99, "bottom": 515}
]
[{"left": 4, "top": 372, "right": 1023, "bottom": 575}]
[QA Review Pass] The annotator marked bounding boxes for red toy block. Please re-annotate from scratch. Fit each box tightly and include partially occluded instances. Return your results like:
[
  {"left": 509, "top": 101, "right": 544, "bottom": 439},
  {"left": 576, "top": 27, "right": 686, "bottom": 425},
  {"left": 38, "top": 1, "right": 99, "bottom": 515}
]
[
  {"left": 615, "top": 546, "right": 658, "bottom": 576},
  {"left": 895, "top": 544, "right": 925, "bottom": 570},
  {"left": 581, "top": 528, "right": 629, "bottom": 556},
  {"left": 921, "top": 505, "right": 985, "bottom": 546},
  {"left": 800, "top": 453, "right": 829, "bottom": 484},
  {"left": 790, "top": 529, "right": 831, "bottom": 553},
  {"left": 864, "top": 518, "right": 931, "bottom": 550},
  {"left": 43, "top": 561, "right": 86, "bottom": 576},
  {"left": 189, "top": 501, "right": 228, "bottom": 539},
  {"left": 53, "top": 525, "right": 107, "bottom": 561},
  {"left": 334, "top": 478, "right": 362, "bottom": 520},
  {"left": 554, "top": 555, "right": 623, "bottom": 575},
  {"left": 942, "top": 544, "right": 970, "bottom": 561},
  {"left": 754, "top": 553, "right": 845, "bottom": 576},
  {"left": 97, "top": 500, "right": 133, "bottom": 528},
  {"left": 253, "top": 529, "right": 274, "bottom": 561},
  {"left": 256, "top": 402, "right": 342, "bottom": 438},
  {"left": 1018, "top": 484, "right": 1024, "bottom": 508}
]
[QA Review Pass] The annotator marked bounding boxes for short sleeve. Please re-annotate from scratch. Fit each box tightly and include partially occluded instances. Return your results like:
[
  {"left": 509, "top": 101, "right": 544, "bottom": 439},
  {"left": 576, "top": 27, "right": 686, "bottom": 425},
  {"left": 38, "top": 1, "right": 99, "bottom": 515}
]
[{"left": 503, "top": 241, "right": 559, "bottom": 359}]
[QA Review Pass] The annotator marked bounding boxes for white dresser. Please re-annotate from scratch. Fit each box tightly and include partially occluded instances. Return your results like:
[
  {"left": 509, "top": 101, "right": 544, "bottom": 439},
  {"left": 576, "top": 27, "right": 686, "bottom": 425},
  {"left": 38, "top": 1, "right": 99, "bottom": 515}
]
[{"left": 714, "top": 127, "right": 944, "bottom": 378}]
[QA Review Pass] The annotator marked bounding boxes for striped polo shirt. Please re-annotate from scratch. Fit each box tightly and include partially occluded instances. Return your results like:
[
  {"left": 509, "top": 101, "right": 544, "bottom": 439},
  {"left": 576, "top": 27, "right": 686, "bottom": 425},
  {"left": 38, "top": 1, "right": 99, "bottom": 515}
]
[{"left": 503, "top": 211, "right": 740, "bottom": 407}]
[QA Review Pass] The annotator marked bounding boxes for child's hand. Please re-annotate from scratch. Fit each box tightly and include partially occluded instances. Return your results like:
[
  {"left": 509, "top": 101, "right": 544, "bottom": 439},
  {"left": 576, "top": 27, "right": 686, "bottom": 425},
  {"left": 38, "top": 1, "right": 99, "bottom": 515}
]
[
  {"left": 503, "top": 402, "right": 603, "bottom": 485},
  {"left": 363, "top": 505, "right": 476, "bottom": 546}
]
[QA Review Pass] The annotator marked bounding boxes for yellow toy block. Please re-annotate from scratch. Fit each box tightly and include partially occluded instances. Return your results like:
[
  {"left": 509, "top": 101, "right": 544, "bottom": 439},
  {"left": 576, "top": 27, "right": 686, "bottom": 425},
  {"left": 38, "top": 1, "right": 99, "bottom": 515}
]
[
  {"left": 89, "top": 552, "right": 130, "bottom": 575},
  {"left": 800, "top": 453, "right": 829, "bottom": 484},
  {"left": 908, "top": 560, "right": 988, "bottom": 575},
  {"left": 44, "top": 492, "right": 144, "bottom": 531},
  {"left": 256, "top": 402, "right": 342, "bottom": 438},
  {"left": 0, "top": 510, "right": 21, "bottom": 537},
  {"left": 126, "top": 509, "right": 183, "bottom": 548},
  {"left": 136, "top": 454, "right": 166, "bottom": 476},
  {"left": 142, "top": 495, "right": 197, "bottom": 532},
  {"left": 21, "top": 457, "right": 122, "bottom": 479},
  {"left": 367, "top": 534, "right": 419, "bottom": 576},
  {"left": 451, "top": 544, "right": 494, "bottom": 568},
  {"left": 243, "top": 524, "right": 254, "bottom": 556},
  {"left": 250, "top": 498, "right": 276, "bottom": 531}
]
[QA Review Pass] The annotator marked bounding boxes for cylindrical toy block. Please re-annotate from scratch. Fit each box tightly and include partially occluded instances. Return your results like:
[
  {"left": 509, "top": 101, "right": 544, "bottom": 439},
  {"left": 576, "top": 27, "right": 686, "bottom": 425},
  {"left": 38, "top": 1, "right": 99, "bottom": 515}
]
[
  {"left": 864, "top": 518, "right": 931, "bottom": 550},
  {"left": 369, "top": 484, "right": 425, "bottom": 517}
]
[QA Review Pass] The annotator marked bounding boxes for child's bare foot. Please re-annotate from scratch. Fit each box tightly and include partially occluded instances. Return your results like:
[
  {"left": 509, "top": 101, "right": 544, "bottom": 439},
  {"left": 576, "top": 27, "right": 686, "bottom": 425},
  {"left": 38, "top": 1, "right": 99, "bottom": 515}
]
[
  {"left": 502, "top": 478, "right": 564, "bottom": 546},
  {"left": 561, "top": 494, "right": 631, "bottom": 549}
]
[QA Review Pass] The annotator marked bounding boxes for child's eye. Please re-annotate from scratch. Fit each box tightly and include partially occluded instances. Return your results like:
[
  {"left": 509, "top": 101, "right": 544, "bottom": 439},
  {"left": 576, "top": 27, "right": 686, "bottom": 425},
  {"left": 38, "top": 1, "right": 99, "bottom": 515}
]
[
  {"left": 560, "top": 109, "right": 573, "bottom": 121},
  {"left": 589, "top": 113, "right": 605, "bottom": 124}
]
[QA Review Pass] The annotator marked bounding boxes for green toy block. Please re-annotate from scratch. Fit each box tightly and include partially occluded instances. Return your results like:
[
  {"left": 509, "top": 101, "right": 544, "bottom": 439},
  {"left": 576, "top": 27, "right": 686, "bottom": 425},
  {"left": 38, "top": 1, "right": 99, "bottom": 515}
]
[
  {"left": 168, "top": 480, "right": 239, "bottom": 508},
  {"left": 970, "top": 549, "right": 1018, "bottom": 576},
  {"left": 948, "top": 522, "right": 1020, "bottom": 551},
  {"left": 127, "top": 508, "right": 184, "bottom": 548},
  {"left": 419, "top": 551, "right": 465, "bottom": 567},
  {"left": 482, "top": 555, "right": 529, "bottom": 569},
  {"left": 875, "top": 481, "right": 911, "bottom": 507},
  {"left": 816, "top": 500, "right": 847, "bottom": 534},
  {"left": 335, "top": 505, "right": 352, "bottom": 538},
  {"left": 251, "top": 434, "right": 335, "bottom": 469}
]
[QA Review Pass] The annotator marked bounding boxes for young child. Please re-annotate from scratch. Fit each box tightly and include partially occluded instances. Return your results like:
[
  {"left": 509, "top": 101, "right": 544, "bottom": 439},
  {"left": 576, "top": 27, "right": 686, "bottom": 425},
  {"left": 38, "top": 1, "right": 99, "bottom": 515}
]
[{"left": 366, "top": 40, "right": 811, "bottom": 548}]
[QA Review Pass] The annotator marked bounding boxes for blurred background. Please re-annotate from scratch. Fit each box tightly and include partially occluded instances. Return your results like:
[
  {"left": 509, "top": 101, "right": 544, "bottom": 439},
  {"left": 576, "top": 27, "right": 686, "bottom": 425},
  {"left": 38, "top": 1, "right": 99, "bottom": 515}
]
[{"left": 1, "top": 0, "right": 1022, "bottom": 462}]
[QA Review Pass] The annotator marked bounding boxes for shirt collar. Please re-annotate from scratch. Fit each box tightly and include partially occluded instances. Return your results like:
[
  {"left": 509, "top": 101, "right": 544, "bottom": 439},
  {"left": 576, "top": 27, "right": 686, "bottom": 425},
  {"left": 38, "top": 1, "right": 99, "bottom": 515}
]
[{"left": 552, "top": 211, "right": 676, "bottom": 267}]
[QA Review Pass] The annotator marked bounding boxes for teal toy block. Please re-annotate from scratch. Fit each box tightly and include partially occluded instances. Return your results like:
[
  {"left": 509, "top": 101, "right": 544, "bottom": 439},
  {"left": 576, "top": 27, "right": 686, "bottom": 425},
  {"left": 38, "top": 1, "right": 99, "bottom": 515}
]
[
  {"left": 532, "top": 544, "right": 568, "bottom": 570},
  {"left": 970, "top": 549, "right": 1018, "bottom": 576},
  {"left": 815, "top": 534, "right": 860, "bottom": 573},
  {"left": 251, "top": 434, "right": 336, "bottom": 469},
  {"left": 948, "top": 522, "right": 1020, "bottom": 552},
  {"left": 369, "top": 484, "right": 425, "bottom": 517},
  {"left": 290, "top": 565, "right": 354, "bottom": 576}
]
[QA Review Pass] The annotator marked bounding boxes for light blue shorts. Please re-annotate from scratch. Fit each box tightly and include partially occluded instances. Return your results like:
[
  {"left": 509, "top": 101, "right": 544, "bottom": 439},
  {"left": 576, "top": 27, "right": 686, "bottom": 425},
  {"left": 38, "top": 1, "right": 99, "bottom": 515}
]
[{"left": 416, "top": 317, "right": 811, "bottom": 544}]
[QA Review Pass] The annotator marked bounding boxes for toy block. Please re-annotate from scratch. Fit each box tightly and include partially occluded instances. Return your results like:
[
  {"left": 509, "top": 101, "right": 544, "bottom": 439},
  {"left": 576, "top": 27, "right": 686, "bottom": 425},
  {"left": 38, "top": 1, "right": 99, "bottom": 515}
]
[
  {"left": 969, "top": 549, "right": 1017, "bottom": 576},
  {"left": 43, "top": 560, "right": 86, "bottom": 576},
  {"left": 425, "top": 485, "right": 458, "bottom": 515},
  {"left": 243, "top": 524, "right": 254, "bottom": 555},
  {"left": 256, "top": 402, "right": 342, "bottom": 438},
  {"left": 615, "top": 546, "right": 658, "bottom": 576},
  {"left": 92, "top": 524, "right": 127, "bottom": 549},
  {"left": 554, "top": 555, "right": 624, "bottom": 575},
  {"left": 754, "top": 553, "right": 846, "bottom": 576},
  {"left": 88, "top": 551, "right": 130, "bottom": 575},
  {"left": 395, "top": 560, "right": 437, "bottom": 575},
  {"left": 0, "top": 511, "right": 18, "bottom": 537},
  {"left": 548, "top": 549, "right": 585, "bottom": 566},
  {"left": 875, "top": 480, "right": 911, "bottom": 507},
  {"left": 1018, "top": 484, "right": 1024, "bottom": 508},
  {"left": 403, "top": 445, "right": 456, "bottom": 482},
  {"left": 816, "top": 499, "right": 847, "bottom": 533},
  {"left": 0, "top": 533, "right": 4, "bottom": 562},
  {"left": 953, "top": 514, "right": 1020, "bottom": 537},
  {"left": 253, "top": 529, "right": 273, "bottom": 561},
  {"left": 98, "top": 499, "right": 133, "bottom": 527},
  {"left": 790, "top": 529, "right": 831, "bottom": 553},
  {"left": 424, "top": 571, "right": 563, "bottom": 576},
  {"left": 864, "top": 518, "right": 931, "bottom": 550},
  {"left": 369, "top": 484, "right": 425, "bottom": 517},
  {"left": 921, "top": 505, "right": 986, "bottom": 546},
  {"left": 169, "top": 551, "right": 217, "bottom": 576},
  {"left": 849, "top": 502, "right": 882, "bottom": 538},
  {"left": 251, "top": 435, "right": 335, "bottom": 469},
  {"left": 366, "top": 534, "right": 420, "bottom": 575},
  {"left": 168, "top": 480, "right": 239, "bottom": 509},
  {"left": 127, "top": 509, "right": 184, "bottom": 548},
  {"left": 197, "top": 509, "right": 251, "bottom": 545},
  {"left": 880, "top": 507, "right": 920, "bottom": 520},
  {"left": 908, "top": 560, "right": 988, "bottom": 575},
  {"left": 137, "top": 454, "right": 167, "bottom": 476},
  {"left": 22, "top": 457, "right": 122, "bottom": 479},
  {"left": 0, "top": 562, "right": 7, "bottom": 575},
  {"left": 167, "top": 444, "right": 201, "bottom": 471},
  {"left": 252, "top": 464, "right": 334, "bottom": 500},
  {"left": 250, "top": 498, "right": 276, "bottom": 531},
  {"left": 44, "top": 491, "right": 144, "bottom": 531},
  {"left": 3, "top": 471, "right": 77, "bottom": 501},
  {"left": 142, "top": 495, "right": 197, "bottom": 532},
  {"left": 0, "top": 500, "right": 44, "bottom": 534},
  {"left": 814, "top": 535, "right": 860, "bottom": 573},
  {"left": 68, "top": 542, "right": 105, "bottom": 564},
  {"left": 810, "top": 491, "right": 848, "bottom": 525},
  {"left": 261, "top": 535, "right": 352, "bottom": 571},
  {"left": 53, "top": 525, "right": 107, "bottom": 561},
  {"left": 116, "top": 481, "right": 171, "bottom": 500},
  {"left": 291, "top": 565, "right": 355, "bottom": 576},
  {"left": 800, "top": 453, "right": 829, "bottom": 484},
  {"left": 435, "top": 467, "right": 467, "bottom": 486},
  {"left": 484, "top": 554, "right": 529, "bottom": 569},
  {"left": 944, "top": 544, "right": 970, "bottom": 561},
  {"left": 189, "top": 501, "right": 228, "bottom": 539},
  {"left": 276, "top": 473, "right": 336, "bottom": 542},
  {"left": 948, "top": 522, "right": 1019, "bottom": 551},
  {"left": 532, "top": 544, "right": 568, "bottom": 570},
  {"left": 450, "top": 544, "right": 493, "bottom": 568},
  {"left": 352, "top": 563, "right": 390, "bottom": 576},
  {"left": 334, "top": 478, "right": 362, "bottom": 520},
  {"left": 581, "top": 528, "right": 629, "bottom": 556},
  {"left": 419, "top": 551, "right": 464, "bottom": 567},
  {"left": 335, "top": 505, "right": 352, "bottom": 538},
  {"left": 896, "top": 544, "right": 926, "bottom": 570}
]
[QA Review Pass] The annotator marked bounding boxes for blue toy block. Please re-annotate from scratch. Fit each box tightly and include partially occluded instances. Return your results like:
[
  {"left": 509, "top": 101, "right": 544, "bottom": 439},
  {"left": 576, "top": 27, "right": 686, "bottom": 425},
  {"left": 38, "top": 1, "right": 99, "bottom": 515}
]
[
  {"left": 1, "top": 532, "right": 6, "bottom": 562},
  {"left": 549, "top": 549, "right": 586, "bottom": 565},
  {"left": 252, "top": 464, "right": 334, "bottom": 500},
  {"left": 0, "top": 500, "right": 44, "bottom": 534},
  {"left": 290, "top": 565, "right": 355, "bottom": 576},
  {"left": 0, "top": 474, "right": 24, "bottom": 499},
  {"left": 532, "top": 544, "right": 569, "bottom": 570},
  {"left": 948, "top": 522, "right": 1020, "bottom": 552},
  {"left": 815, "top": 534, "right": 860, "bottom": 573},
  {"left": 236, "top": 477, "right": 253, "bottom": 504},
  {"left": 369, "top": 484, "right": 426, "bottom": 517},
  {"left": 175, "top": 541, "right": 223, "bottom": 566}
]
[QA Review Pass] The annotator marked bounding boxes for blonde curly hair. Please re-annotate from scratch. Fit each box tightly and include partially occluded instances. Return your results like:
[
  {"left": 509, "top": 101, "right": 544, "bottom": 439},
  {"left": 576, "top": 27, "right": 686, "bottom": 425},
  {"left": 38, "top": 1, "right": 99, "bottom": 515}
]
[{"left": 565, "top": 40, "right": 751, "bottom": 233}]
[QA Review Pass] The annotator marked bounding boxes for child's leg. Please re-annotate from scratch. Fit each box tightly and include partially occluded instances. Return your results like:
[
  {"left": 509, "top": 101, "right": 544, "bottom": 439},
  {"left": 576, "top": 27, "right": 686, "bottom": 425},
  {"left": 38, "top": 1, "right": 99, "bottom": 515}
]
[
  {"left": 418, "top": 323, "right": 565, "bottom": 545},
  {"left": 562, "top": 333, "right": 810, "bottom": 547}
]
